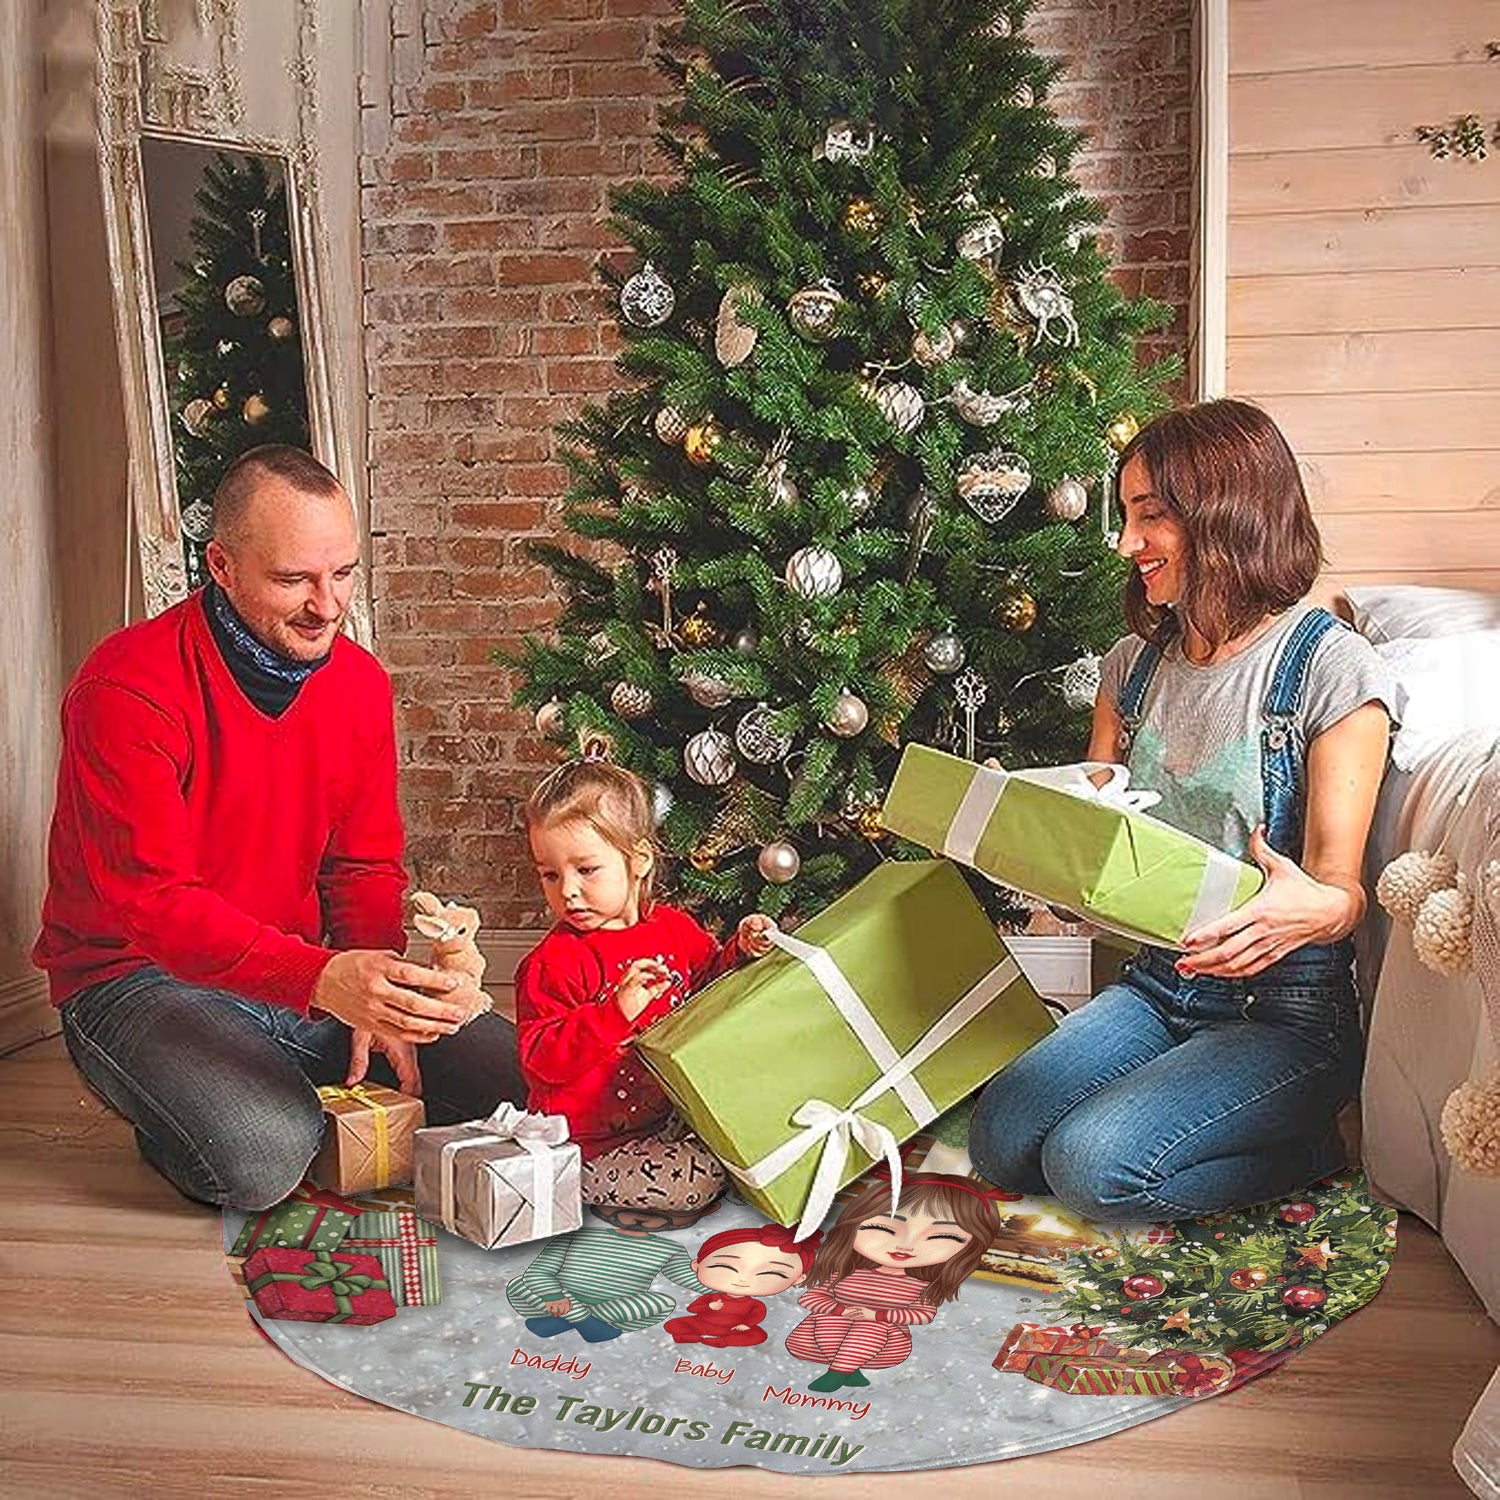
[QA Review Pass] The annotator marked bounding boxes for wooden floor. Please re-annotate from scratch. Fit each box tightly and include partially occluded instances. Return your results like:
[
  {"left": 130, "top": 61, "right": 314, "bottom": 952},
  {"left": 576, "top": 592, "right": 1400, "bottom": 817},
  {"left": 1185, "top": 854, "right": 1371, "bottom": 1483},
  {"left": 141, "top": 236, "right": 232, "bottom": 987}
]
[{"left": 2, "top": 1033, "right": 1496, "bottom": 1500}]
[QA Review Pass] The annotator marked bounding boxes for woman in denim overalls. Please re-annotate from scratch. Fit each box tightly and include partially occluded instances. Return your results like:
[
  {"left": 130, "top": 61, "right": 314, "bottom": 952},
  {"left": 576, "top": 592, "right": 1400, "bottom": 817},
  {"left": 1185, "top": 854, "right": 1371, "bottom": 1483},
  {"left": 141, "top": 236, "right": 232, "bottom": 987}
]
[{"left": 969, "top": 400, "right": 1394, "bottom": 1222}]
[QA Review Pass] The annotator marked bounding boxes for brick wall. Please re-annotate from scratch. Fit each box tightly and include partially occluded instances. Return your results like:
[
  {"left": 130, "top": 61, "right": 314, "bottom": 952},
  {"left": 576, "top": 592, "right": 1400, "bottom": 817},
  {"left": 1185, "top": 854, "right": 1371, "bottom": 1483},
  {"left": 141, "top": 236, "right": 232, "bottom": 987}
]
[{"left": 362, "top": 0, "right": 1193, "bottom": 930}]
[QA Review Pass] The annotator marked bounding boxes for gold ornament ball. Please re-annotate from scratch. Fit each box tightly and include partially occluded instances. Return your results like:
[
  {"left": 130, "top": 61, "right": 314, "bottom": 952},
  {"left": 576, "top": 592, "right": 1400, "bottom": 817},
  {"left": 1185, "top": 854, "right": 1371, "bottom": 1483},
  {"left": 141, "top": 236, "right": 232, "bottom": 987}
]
[
  {"left": 844, "top": 196, "right": 881, "bottom": 234},
  {"left": 212, "top": 384, "right": 232, "bottom": 410},
  {"left": 242, "top": 392, "right": 272, "bottom": 425},
  {"left": 856, "top": 270, "right": 891, "bottom": 299},
  {"left": 1107, "top": 413, "right": 1141, "bottom": 453},
  {"left": 679, "top": 602, "right": 723, "bottom": 648},
  {"left": 857, "top": 804, "right": 886, "bottom": 840},
  {"left": 689, "top": 846, "right": 718, "bottom": 873},
  {"left": 683, "top": 419, "right": 723, "bottom": 467},
  {"left": 267, "top": 315, "right": 296, "bottom": 341},
  {"left": 998, "top": 587, "right": 1038, "bottom": 633}
]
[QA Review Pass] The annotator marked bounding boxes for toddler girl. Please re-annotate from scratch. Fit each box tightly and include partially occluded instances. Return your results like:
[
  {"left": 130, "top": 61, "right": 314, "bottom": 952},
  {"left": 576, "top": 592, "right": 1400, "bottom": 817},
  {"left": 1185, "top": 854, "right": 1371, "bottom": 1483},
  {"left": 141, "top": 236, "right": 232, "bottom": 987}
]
[{"left": 516, "top": 749, "right": 776, "bottom": 1230}]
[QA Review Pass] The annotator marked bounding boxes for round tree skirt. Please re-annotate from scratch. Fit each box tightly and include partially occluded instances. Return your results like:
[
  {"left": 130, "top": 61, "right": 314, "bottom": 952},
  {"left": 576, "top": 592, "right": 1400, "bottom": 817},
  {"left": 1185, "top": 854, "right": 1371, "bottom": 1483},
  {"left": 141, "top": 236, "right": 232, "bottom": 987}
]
[{"left": 225, "top": 1149, "right": 1396, "bottom": 1476}]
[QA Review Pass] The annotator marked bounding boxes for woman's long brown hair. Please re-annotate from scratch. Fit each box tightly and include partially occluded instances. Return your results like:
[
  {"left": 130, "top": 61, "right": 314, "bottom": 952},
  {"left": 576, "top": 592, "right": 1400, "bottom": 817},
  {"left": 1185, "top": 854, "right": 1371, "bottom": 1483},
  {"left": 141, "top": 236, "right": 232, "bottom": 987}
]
[
  {"left": 1117, "top": 399, "right": 1324, "bottom": 652},
  {"left": 806, "top": 1176, "right": 999, "bottom": 1307}
]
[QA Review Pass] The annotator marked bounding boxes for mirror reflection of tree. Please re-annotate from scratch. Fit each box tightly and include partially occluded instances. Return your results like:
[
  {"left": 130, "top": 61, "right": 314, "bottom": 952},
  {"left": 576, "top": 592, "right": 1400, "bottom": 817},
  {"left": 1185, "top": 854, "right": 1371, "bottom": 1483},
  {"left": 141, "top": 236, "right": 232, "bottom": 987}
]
[{"left": 163, "top": 152, "right": 311, "bottom": 585}]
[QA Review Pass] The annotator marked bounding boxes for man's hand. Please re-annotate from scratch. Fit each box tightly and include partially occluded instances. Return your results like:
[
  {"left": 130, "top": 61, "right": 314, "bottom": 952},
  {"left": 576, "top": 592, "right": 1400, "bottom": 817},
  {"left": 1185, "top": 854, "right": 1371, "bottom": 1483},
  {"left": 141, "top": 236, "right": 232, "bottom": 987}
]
[
  {"left": 737, "top": 913, "right": 779, "bottom": 958},
  {"left": 614, "top": 957, "right": 673, "bottom": 1021},
  {"left": 346, "top": 1029, "right": 422, "bottom": 1096},
  {"left": 312, "top": 949, "right": 470, "bottom": 1046}
]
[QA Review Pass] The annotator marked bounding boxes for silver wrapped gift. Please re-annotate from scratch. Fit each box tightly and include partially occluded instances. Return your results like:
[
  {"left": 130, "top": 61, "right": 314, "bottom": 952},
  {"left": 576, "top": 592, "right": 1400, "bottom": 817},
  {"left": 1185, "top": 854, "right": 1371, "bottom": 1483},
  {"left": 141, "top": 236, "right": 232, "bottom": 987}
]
[{"left": 414, "top": 1103, "right": 582, "bottom": 1250}]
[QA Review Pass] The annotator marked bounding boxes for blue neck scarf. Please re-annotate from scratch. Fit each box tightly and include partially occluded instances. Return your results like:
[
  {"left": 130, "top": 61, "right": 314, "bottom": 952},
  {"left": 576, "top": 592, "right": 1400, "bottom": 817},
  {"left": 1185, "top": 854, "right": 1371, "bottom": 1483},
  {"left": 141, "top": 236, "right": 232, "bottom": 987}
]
[{"left": 204, "top": 581, "right": 329, "bottom": 716}]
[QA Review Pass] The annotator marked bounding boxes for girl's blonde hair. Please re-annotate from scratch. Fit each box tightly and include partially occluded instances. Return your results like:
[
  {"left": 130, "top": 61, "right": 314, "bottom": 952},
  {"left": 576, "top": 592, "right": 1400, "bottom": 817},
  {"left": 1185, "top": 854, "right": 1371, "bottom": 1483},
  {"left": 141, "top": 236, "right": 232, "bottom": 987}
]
[{"left": 523, "top": 756, "right": 660, "bottom": 915}]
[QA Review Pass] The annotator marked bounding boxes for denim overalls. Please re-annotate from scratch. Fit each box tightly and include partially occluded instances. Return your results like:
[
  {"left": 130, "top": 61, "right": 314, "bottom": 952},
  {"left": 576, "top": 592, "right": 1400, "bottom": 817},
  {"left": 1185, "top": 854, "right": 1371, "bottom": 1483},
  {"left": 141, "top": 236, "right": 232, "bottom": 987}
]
[{"left": 969, "top": 609, "right": 1366, "bottom": 1222}]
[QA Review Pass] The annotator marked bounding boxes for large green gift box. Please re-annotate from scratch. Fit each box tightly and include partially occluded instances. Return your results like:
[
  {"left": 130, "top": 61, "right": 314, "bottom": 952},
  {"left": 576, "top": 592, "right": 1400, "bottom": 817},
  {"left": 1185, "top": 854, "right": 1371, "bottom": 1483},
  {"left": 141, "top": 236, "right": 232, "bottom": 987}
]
[
  {"left": 636, "top": 859, "right": 1054, "bottom": 1235},
  {"left": 884, "top": 745, "right": 1263, "bottom": 949}
]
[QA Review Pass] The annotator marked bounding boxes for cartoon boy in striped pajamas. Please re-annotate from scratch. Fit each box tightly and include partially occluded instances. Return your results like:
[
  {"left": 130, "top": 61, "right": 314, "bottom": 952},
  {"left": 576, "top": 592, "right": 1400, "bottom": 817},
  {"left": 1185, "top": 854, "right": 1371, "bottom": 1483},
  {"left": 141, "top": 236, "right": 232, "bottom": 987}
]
[{"left": 506, "top": 1216, "right": 709, "bottom": 1343}]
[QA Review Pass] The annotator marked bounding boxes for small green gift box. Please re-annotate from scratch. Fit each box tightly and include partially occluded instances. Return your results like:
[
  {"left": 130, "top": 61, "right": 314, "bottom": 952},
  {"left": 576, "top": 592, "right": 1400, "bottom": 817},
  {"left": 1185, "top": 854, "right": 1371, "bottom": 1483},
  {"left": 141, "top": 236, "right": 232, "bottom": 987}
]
[
  {"left": 636, "top": 859, "right": 1054, "bottom": 1236},
  {"left": 884, "top": 745, "right": 1264, "bottom": 950}
]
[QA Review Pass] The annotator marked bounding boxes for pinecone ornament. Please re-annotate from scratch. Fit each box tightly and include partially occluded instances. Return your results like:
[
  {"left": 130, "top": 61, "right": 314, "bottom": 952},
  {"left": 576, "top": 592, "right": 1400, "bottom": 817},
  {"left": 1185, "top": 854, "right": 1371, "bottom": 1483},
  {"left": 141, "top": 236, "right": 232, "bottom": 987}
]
[
  {"left": 1376, "top": 849, "right": 1458, "bottom": 925},
  {"left": 1441, "top": 1068, "right": 1500, "bottom": 1176},
  {"left": 1412, "top": 875, "right": 1473, "bottom": 976}
]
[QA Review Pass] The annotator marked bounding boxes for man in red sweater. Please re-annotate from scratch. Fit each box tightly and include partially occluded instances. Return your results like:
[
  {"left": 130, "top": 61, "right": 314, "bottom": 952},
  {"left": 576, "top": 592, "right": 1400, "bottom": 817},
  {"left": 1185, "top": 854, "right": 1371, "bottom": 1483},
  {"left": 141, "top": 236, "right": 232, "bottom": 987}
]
[{"left": 34, "top": 447, "right": 522, "bottom": 1209}]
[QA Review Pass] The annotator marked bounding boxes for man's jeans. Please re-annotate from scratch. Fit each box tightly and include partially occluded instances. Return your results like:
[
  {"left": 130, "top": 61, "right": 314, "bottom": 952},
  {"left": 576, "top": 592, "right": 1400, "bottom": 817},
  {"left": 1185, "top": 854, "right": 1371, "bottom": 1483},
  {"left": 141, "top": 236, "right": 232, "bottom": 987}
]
[
  {"left": 61, "top": 965, "right": 525, "bottom": 1210},
  {"left": 969, "top": 943, "right": 1363, "bottom": 1221}
]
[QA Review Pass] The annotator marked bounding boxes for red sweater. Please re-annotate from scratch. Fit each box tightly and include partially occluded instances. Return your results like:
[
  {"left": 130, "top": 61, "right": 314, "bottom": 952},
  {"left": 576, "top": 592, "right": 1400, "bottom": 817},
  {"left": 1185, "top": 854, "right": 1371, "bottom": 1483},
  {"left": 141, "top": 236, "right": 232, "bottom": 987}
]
[
  {"left": 33, "top": 593, "right": 407, "bottom": 1011},
  {"left": 515, "top": 905, "right": 740, "bottom": 1156}
]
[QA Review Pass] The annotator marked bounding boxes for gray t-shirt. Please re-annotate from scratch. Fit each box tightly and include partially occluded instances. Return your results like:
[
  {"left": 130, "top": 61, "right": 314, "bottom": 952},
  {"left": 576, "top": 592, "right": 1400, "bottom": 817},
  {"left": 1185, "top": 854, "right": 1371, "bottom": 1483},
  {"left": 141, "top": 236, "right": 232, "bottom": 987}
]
[{"left": 1098, "top": 605, "right": 1399, "bottom": 859}]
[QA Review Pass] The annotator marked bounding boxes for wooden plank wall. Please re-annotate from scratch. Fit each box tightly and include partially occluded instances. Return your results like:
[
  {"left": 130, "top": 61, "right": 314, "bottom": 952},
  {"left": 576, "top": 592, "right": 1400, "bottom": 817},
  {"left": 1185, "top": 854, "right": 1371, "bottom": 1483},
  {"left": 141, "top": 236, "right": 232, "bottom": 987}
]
[{"left": 1225, "top": 0, "right": 1500, "bottom": 599}]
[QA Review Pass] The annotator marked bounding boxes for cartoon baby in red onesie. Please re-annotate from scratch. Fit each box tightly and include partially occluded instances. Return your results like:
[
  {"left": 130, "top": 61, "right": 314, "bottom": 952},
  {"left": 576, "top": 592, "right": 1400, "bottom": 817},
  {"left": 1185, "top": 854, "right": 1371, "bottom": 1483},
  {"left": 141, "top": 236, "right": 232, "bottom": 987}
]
[{"left": 663, "top": 1224, "right": 822, "bottom": 1348}]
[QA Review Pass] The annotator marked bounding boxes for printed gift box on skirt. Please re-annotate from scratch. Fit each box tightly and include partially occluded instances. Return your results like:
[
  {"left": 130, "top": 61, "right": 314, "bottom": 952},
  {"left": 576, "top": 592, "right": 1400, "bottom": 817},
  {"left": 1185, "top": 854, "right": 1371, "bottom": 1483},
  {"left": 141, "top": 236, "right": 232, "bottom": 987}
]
[
  {"left": 230, "top": 1181, "right": 361, "bottom": 1257},
  {"left": 414, "top": 1103, "right": 583, "bottom": 1250},
  {"left": 243, "top": 1247, "right": 397, "bottom": 1325},
  {"left": 884, "top": 745, "right": 1264, "bottom": 949},
  {"left": 1023, "top": 1352, "right": 1179, "bottom": 1396},
  {"left": 342, "top": 1208, "right": 443, "bottom": 1307},
  {"left": 637, "top": 860, "right": 1055, "bottom": 1238},
  {"left": 310, "top": 1083, "right": 425, "bottom": 1196}
]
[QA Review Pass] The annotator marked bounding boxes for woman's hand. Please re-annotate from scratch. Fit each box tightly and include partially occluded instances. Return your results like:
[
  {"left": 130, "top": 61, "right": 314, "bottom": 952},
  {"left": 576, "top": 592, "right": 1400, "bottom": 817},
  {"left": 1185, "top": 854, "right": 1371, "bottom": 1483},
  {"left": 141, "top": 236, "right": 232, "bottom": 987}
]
[
  {"left": 1176, "top": 825, "right": 1357, "bottom": 979},
  {"left": 737, "top": 913, "right": 779, "bottom": 958},
  {"left": 614, "top": 957, "right": 673, "bottom": 1021}
]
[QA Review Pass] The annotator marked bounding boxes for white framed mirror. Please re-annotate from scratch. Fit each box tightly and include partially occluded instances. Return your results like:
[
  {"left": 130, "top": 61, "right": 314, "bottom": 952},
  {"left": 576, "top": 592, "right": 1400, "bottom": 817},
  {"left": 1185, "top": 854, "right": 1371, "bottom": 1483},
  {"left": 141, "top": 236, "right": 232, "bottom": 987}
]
[{"left": 96, "top": 0, "right": 369, "bottom": 640}]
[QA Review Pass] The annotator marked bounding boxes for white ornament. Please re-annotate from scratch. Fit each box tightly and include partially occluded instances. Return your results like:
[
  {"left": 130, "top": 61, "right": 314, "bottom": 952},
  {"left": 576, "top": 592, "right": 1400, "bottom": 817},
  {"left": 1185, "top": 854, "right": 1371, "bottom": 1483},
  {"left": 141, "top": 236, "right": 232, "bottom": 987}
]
[
  {"left": 731, "top": 626, "right": 759, "bottom": 655},
  {"left": 735, "top": 704, "right": 792, "bottom": 764},
  {"left": 534, "top": 700, "right": 565, "bottom": 738},
  {"left": 923, "top": 631, "right": 966, "bottom": 675},
  {"left": 179, "top": 500, "right": 215, "bottom": 543},
  {"left": 684, "top": 728, "right": 736, "bottom": 786},
  {"left": 956, "top": 212, "right": 1006, "bottom": 269},
  {"left": 610, "top": 682, "right": 653, "bottom": 719},
  {"left": 1014, "top": 261, "right": 1080, "bottom": 346},
  {"left": 1413, "top": 877, "right": 1473, "bottom": 976},
  {"left": 817, "top": 119, "right": 876, "bottom": 162},
  {"left": 957, "top": 449, "right": 1033, "bottom": 523},
  {"left": 619, "top": 261, "right": 676, "bottom": 328},
  {"left": 872, "top": 380, "right": 925, "bottom": 435},
  {"left": 1377, "top": 850, "right": 1458, "bottom": 925},
  {"left": 1061, "top": 653, "right": 1102, "bottom": 710},
  {"left": 757, "top": 839, "right": 801, "bottom": 883},
  {"left": 1046, "top": 476, "right": 1090, "bottom": 522},
  {"left": 651, "top": 783, "right": 674, "bottom": 825},
  {"left": 948, "top": 377, "right": 1032, "bottom": 427},
  {"left": 842, "top": 480, "right": 877, "bottom": 519},
  {"left": 683, "top": 671, "right": 734, "bottom": 709},
  {"left": 826, "top": 691, "right": 869, "bottom": 737},
  {"left": 785, "top": 546, "right": 843, "bottom": 599}
]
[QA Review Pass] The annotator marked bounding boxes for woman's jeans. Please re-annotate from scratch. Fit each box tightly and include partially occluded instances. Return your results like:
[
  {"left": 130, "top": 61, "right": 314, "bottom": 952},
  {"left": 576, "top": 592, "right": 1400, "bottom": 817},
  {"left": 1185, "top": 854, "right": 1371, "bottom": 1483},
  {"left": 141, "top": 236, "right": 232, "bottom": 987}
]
[
  {"left": 969, "top": 943, "right": 1363, "bottom": 1222},
  {"left": 61, "top": 965, "right": 525, "bottom": 1211}
]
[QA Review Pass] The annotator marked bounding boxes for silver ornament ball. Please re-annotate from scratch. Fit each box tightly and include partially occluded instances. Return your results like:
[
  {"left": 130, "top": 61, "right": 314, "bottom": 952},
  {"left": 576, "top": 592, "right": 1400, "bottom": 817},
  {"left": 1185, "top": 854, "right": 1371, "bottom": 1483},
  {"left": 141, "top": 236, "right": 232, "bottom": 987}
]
[
  {"left": 651, "top": 783, "right": 674, "bottom": 826},
  {"left": 534, "top": 700, "right": 565, "bottom": 738},
  {"left": 181, "top": 398, "right": 215, "bottom": 438},
  {"left": 684, "top": 728, "right": 737, "bottom": 786},
  {"left": 1061, "top": 653, "right": 1102, "bottom": 710},
  {"left": 757, "top": 839, "right": 801, "bottom": 884},
  {"left": 785, "top": 545, "right": 843, "bottom": 600},
  {"left": 1046, "top": 476, "right": 1090, "bottom": 522},
  {"left": 731, "top": 626, "right": 759, "bottom": 656},
  {"left": 923, "top": 631, "right": 966, "bottom": 675},
  {"left": 735, "top": 704, "right": 792, "bottom": 764},
  {"left": 610, "top": 681, "right": 654, "bottom": 719},
  {"left": 224, "top": 274, "right": 267, "bottom": 316},
  {"left": 826, "top": 691, "right": 869, "bottom": 738},
  {"left": 684, "top": 671, "right": 734, "bottom": 709},
  {"left": 179, "top": 499, "right": 215, "bottom": 543},
  {"left": 619, "top": 261, "right": 676, "bottom": 328}
]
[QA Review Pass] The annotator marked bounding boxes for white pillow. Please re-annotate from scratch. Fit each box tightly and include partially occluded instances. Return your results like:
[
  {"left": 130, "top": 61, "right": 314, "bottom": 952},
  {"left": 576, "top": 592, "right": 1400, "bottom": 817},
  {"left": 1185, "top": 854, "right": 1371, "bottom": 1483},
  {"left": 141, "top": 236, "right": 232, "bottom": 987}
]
[
  {"left": 1345, "top": 584, "right": 1500, "bottom": 643},
  {"left": 1376, "top": 631, "right": 1500, "bottom": 770}
]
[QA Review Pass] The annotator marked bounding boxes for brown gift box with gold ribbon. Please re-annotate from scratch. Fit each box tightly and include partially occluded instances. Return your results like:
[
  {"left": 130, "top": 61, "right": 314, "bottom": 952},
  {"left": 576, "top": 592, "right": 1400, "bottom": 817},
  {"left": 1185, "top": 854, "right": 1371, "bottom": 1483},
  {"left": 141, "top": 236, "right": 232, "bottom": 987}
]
[{"left": 309, "top": 1083, "right": 425, "bottom": 1196}]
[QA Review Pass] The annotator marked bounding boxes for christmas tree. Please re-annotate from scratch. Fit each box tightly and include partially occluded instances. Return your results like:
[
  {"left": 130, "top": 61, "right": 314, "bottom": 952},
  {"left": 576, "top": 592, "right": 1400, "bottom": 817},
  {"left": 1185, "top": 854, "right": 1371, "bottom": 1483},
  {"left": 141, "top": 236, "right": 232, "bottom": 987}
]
[
  {"left": 509, "top": 0, "right": 1175, "bottom": 927},
  {"left": 1047, "top": 1174, "right": 1398, "bottom": 1356},
  {"left": 163, "top": 152, "right": 311, "bottom": 586}
]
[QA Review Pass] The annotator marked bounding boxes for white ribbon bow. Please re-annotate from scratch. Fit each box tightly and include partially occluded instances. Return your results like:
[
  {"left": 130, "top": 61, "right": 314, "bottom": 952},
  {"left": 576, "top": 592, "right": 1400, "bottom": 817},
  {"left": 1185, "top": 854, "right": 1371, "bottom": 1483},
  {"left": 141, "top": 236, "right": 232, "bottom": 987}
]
[
  {"left": 439, "top": 1102, "right": 570, "bottom": 1241},
  {"left": 724, "top": 931, "right": 1019, "bottom": 1241},
  {"left": 1011, "top": 760, "right": 1162, "bottom": 813}
]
